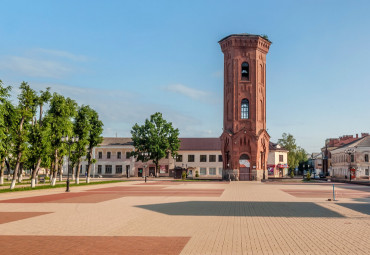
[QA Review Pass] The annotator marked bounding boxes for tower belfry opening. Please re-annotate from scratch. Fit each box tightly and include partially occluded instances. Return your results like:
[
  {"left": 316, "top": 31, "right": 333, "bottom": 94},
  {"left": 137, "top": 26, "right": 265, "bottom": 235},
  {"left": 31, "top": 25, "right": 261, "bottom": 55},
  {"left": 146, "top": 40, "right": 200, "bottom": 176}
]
[{"left": 219, "top": 34, "right": 271, "bottom": 181}]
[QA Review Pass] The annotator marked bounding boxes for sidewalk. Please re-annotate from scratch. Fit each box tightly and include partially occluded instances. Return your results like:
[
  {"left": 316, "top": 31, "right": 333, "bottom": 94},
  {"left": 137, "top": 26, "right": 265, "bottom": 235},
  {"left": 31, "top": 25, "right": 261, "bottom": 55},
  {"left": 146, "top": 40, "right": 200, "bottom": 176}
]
[{"left": 0, "top": 180, "right": 369, "bottom": 254}]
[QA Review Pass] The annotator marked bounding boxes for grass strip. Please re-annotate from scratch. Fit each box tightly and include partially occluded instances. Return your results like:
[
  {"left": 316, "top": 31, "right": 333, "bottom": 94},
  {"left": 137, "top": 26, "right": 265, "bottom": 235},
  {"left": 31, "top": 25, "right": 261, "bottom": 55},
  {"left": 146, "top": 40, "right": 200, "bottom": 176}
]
[{"left": 0, "top": 180, "right": 127, "bottom": 193}]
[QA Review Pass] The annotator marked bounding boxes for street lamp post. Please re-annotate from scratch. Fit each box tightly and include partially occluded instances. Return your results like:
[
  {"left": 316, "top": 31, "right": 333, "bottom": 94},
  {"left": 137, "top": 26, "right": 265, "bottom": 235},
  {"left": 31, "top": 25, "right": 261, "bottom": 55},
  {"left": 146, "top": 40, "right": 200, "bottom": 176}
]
[
  {"left": 61, "top": 136, "right": 79, "bottom": 192},
  {"left": 345, "top": 148, "right": 355, "bottom": 181}
]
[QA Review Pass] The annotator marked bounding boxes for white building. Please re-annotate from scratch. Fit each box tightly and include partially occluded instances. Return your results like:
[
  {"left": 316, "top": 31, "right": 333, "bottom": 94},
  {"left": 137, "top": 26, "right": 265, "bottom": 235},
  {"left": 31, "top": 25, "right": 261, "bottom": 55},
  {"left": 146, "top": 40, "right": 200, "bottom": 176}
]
[
  {"left": 267, "top": 142, "right": 289, "bottom": 177},
  {"left": 331, "top": 135, "right": 370, "bottom": 180}
]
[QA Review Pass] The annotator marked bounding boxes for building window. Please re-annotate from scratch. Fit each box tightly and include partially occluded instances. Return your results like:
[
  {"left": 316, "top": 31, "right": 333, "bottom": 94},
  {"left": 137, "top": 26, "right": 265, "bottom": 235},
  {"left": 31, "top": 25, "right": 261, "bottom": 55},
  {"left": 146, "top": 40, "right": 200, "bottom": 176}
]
[
  {"left": 366, "top": 168, "right": 369, "bottom": 176},
  {"left": 241, "top": 99, "right": 249, "bottom": 119},
  {"left": 117, "top": 152, "right": 121, "bottom": 159},
  {"left": 105, "top": 165, "right": 112, "bottom": 174},
  {"left": 188, "top": 155, "right": 195, "bottom": 162},
  {"left": 98, "top": 152, "right": 102, "bottom": 159},
  {"left": 209, "top": 155, "right": 216, "bottom": 162},
  {"left": 279, "top": 155, "right": 284, "bottom": 162},
  {"left": 200, "top": 168, "right": 207, "bottom": 175},
  {"left": 176, "top": 155, "right": 183, "bottom": 162},
  {"left": 351, "top": 155, "right": 354, "bottom": 162},
  {"left": 241, "top": 62, "right": 249, "bottom": 80},
  {"left": 116, "top": 165, "right": 122, "bottom": 174},
  {"left": 218, "top": 167, "right": 223, "bottom": 176},
  {"left": 209, "top": 168, "right": 216, "bottom": 175},
  {"left": 107, "top": 152, "right": 111, "bottom": 159},
  {"left": 218, "top": 155, "right": 223, "bottom": 162},
  {"left": 365, "top": 154, "right": 369, "bottom": 162},
  {"left": 126, "top": 152, "right": 131, "bottom": 159},
  {"left": 98, "top": 165, "right": 102, "bottom": 174},
  {"left": 200, "top": 155, "right": 207, "bottom": 162}
]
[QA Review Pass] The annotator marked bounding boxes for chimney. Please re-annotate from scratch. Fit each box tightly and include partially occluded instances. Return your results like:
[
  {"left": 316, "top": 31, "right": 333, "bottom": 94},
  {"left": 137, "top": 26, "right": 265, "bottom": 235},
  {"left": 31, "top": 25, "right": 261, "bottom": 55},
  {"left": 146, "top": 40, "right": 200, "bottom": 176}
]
[{"left": 356, "top": 134, "right": 358, "bottom": 138}]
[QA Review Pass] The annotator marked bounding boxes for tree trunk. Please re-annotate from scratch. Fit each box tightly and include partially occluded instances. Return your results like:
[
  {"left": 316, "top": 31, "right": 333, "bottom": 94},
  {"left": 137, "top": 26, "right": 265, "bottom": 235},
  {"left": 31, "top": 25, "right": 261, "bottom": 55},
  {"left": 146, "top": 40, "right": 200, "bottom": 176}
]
[
  {"left": 71, "top": 165, "right": 75, "bottom": 180},
  {"left": 75, "top": 161, "right": 80, "bottom": 184},
  {"left": 31, "top": 158, "right": 42, "bottom": 188},
  {"left": 51, "top": 171, "right": 57, "bottom": 186},
  {"left": 59, "top": 164, "right": 63, "bottom": 181},
  {"left": 0, "top": 159, "right": 5, "bottom": 185},
  {"left": 17, "top": 163, "right": 23, "bottom": 183},
  {"left": 155, "top": 161, "right": 159, "bottom": 178},
  {"left": 10, "top": 151, "right": 22, "bottom": 190},
  {"left": 86, "top": 151, "right": 92, "bottom": 183},
  {"left": 51, "top": 150, "right": 58, "bottom": 186}
]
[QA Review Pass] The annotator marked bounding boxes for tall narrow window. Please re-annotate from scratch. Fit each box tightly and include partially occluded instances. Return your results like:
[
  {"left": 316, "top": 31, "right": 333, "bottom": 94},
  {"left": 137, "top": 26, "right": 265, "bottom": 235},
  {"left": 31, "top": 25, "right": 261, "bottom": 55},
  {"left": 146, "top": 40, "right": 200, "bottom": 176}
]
[
  {"left": 241, "top": 99, "right": 249, "bottom": 119},
  {"left": 241, "top": 62, "right": 249, "bottom": 80}
]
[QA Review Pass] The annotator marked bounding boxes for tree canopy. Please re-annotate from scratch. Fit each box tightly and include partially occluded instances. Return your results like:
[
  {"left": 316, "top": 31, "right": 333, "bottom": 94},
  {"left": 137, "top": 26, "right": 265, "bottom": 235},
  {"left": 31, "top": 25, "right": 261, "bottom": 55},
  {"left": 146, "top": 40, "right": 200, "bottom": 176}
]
[
  {"left": 131, "top": 112, "right": 180, "bottom": 177},
  {"left": 278, "top": 133, "right": 307, "bottom": 171},
  {"left": 0, "top": 79, "right": 104, "bottom": 189}
]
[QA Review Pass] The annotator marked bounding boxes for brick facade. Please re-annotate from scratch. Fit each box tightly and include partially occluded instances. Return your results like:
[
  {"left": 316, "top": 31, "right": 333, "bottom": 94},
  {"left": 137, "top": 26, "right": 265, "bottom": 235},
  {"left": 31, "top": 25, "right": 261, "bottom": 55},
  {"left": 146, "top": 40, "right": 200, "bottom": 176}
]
[{"left": 219, "top": 34, "right": 271, "bottom": 181}]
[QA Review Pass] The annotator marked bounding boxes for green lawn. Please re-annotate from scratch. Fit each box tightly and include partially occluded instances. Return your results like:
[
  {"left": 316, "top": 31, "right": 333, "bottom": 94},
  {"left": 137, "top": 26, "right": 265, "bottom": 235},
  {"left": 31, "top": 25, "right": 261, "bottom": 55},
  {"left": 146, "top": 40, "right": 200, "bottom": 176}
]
[{"left": 0, "top": 180, "right": 127, "bottom": 193}]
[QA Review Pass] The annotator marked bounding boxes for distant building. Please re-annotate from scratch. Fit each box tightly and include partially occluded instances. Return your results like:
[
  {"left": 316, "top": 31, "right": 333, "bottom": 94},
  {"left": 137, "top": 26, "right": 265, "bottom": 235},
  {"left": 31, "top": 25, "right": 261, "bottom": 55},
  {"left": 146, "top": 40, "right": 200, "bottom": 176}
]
[
  {"left": 308, "top": 153, "right": 323, "bottom": 175},
  {"left": 267, "top": 142, "right": 289, "bottom": 177},
  {"left": 330, "top": 135, "right": 370, "bottom": 180},
  {"left": 67, "top": 137, "right": 223, "bottom": 179}
]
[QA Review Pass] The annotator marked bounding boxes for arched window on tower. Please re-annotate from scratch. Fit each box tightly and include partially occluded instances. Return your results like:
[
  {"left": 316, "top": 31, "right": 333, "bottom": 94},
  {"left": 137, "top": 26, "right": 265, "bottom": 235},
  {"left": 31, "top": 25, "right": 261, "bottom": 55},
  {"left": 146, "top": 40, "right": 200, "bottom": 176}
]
[
  {"left": 241, "top": 62, "right": 249, "bottom": 80},
  {"left": 241, "top": 99, "right": 249, "bottom": 119}
]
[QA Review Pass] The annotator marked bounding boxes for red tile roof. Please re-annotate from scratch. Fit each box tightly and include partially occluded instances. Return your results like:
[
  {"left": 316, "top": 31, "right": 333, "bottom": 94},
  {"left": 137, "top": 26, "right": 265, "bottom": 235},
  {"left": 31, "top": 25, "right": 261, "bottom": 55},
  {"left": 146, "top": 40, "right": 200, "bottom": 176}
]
[{"left": 179, "top": 138, "right": 221, "bottom": 151}]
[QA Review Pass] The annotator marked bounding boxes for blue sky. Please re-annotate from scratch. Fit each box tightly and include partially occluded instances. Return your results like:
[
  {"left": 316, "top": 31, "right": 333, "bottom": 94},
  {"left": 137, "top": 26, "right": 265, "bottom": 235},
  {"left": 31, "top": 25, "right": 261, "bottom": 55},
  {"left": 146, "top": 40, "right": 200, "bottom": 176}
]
[{"left": 0, "top": 0, "right": 369, "bottom": 153}]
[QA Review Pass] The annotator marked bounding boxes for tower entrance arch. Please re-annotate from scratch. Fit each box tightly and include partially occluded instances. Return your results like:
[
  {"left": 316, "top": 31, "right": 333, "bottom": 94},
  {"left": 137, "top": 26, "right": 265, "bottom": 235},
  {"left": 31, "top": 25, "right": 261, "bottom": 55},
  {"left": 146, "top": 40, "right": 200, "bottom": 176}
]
[{"left": 239, "top": 154, "right": 251, "bottom": 181}]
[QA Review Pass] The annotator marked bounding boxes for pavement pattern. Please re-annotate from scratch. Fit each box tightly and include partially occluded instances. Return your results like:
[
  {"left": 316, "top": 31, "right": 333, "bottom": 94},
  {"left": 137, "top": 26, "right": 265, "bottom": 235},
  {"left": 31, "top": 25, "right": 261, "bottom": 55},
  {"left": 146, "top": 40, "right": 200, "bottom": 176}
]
[{"left": 0, "top": 180, "right": 369, "bottom": 254}]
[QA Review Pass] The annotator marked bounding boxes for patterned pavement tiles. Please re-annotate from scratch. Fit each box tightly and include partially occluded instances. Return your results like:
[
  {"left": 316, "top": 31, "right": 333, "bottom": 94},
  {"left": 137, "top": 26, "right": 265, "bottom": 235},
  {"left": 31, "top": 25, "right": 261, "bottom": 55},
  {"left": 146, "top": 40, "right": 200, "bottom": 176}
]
[
  {"left": 0, "top": 212, "right": 52, "bottom": 224},
  {"left": 0, "top": 236, "right": 190, "bottom": 255}
]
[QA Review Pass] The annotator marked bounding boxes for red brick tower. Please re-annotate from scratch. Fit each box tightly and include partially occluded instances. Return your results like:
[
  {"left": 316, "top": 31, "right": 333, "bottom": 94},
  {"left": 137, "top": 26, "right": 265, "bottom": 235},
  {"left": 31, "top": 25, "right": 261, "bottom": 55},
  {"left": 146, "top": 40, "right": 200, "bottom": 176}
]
[{"left": 219, "top": 34, "right": 271, "bottom": 181}]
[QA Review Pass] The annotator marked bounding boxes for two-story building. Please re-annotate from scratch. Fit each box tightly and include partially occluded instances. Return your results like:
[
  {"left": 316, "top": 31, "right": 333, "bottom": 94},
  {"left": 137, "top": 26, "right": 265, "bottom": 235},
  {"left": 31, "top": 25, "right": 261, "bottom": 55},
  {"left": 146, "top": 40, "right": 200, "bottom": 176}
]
[
  {"left": 331, "top": 135, "right": 370, "bottom": 180},
  {"left": 267, "top": 142, "right": 289, "bottom": 177}
]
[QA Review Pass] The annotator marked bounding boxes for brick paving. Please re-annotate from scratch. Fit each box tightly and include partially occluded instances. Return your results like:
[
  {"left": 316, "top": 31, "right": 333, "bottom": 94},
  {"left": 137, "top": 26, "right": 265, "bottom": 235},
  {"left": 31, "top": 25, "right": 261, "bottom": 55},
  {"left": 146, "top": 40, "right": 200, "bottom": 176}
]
[
  {"left": 0, "top": 180, "right": 369, "bottom": 254},
  {"left": 0, "top": 212, "right": 51, "bottom": 224},
  {"left": 0, "top": 236, "right": 190, "bottom": 255}
]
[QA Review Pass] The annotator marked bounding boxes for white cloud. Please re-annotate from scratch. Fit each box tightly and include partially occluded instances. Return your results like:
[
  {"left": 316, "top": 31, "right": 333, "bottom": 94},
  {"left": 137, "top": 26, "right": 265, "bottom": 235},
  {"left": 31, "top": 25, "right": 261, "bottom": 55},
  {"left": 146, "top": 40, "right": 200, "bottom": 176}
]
[
  {"left": 27, "top": 82, "right": 208, "bottom": 138},
  {"left": 31, "top": 48, "right": 89, "bottom": 62},
  {"left": 163, "top": 84, "right": 210, "bottom": 100},
  {"left": 0, "top": 56, "right": 71, "bottom": 78},
  {"left": 0, "top": 48, "right": 89, "bottom": 78}
]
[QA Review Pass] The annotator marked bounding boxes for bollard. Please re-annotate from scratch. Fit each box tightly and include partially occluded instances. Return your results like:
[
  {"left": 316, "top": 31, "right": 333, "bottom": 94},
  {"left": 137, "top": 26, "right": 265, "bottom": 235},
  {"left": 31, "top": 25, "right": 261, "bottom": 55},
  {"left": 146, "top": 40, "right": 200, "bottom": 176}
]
[{"left": 333, "top": 184, "right": 335, "bottom": 201}]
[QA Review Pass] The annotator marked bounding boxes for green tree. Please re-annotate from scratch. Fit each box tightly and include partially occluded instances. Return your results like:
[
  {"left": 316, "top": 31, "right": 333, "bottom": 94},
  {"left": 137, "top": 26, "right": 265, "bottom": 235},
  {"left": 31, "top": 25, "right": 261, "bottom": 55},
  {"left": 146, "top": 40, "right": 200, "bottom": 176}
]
[
  {"left": 46, "top": 93, "right": 77, "bottom": 186},
  {"left": 131, "top": 112, "right": 180, "bottom": 177},
  {"left": 277, "top": 133, "right": 307, "bottom": 172},
  {"left": 0, "top": 80, "right": 13, "bottom": 185},
  {"left": 85, "top": 108, "right": 103, "bottom": 183},
  {"left": 28, "top": 87, "right": 52, "bottom": 188},
  {"left": 73, "top": 105, "right": 92, "bottom": 184},
  {"left": 10, "top": 82, "right": 37, "bottom": 189}
]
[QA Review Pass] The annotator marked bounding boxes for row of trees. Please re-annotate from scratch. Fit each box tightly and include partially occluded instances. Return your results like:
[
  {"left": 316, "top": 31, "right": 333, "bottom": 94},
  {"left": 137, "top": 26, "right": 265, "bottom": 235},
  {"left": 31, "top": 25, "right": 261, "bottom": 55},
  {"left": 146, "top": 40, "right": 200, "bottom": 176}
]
[
  {"left": 0, "top": 80, "right": 103, "bottom": 189},
  {"left": 277, "top": 133, "right": 307, "bottom": 172}
]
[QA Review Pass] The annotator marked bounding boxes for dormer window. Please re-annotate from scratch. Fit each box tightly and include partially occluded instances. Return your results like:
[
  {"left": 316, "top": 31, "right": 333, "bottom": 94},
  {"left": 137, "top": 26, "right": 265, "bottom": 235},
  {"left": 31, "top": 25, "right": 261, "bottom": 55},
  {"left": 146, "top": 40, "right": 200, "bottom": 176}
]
[{"left": 241, "top": 62, "right": 249, "bottom": 80}]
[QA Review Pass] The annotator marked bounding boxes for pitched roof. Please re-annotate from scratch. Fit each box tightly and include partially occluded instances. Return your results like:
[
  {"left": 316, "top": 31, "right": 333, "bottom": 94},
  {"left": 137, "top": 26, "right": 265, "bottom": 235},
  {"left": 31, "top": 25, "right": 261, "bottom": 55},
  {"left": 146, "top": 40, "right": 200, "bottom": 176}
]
[
  {"left": 269, "top": 142, "right": 288, "bottom": 152},
  {"left": 179, "top": 138, "right": 221, "bottom": 151},
  {"left": 100, "top": 137, "right": 133, "bottom": 146}
]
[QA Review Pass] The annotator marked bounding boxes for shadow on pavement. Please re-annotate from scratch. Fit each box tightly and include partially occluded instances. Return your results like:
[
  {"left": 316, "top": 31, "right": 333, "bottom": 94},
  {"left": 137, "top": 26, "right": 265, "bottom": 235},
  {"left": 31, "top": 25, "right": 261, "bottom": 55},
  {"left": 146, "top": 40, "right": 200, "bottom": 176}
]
[
  {"left": 136, "top": 201, "right": 344, "bottom": 218},
  {"left": 337, "top": 203, "right": 370, "bottom": 215}
]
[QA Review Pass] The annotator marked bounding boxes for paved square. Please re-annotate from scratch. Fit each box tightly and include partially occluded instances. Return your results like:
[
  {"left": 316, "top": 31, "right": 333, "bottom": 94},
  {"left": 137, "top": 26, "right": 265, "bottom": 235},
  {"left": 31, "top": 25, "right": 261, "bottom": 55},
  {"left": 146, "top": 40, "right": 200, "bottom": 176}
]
[{"left": 0, "top": 180, "right": 369, "bottom": 254}]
